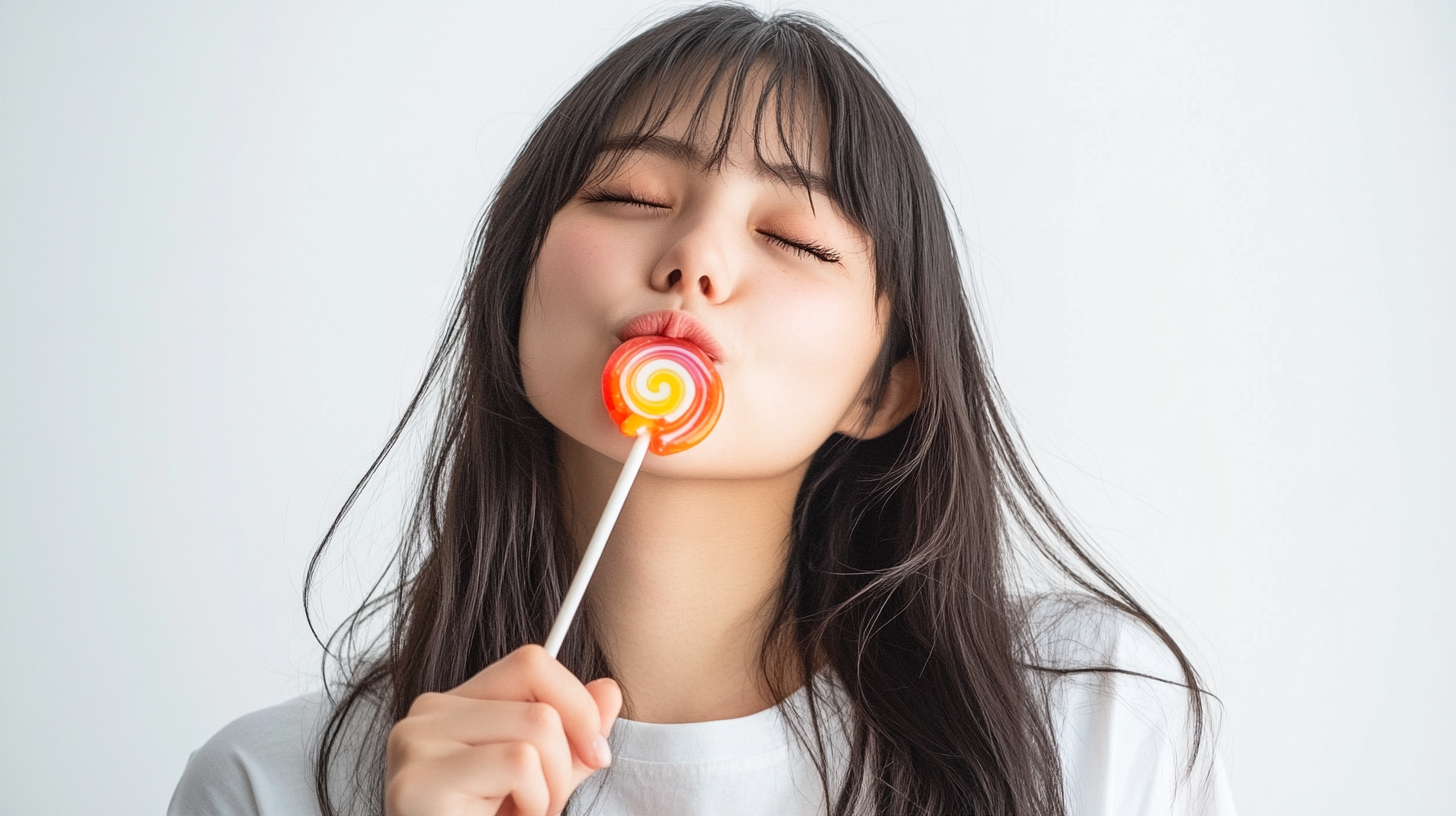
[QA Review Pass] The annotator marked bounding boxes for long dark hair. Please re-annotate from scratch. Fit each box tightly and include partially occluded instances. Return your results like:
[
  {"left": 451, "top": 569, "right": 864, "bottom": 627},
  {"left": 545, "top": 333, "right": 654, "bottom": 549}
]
[{"left": 306, "top": 5, "right": 1209, "bottom": 815}]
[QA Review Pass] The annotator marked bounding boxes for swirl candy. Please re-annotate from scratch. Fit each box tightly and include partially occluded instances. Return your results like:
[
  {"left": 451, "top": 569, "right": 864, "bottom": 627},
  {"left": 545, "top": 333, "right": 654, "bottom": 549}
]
[{"left": 602, "top": 335, "right": 724, "bottom": 455}]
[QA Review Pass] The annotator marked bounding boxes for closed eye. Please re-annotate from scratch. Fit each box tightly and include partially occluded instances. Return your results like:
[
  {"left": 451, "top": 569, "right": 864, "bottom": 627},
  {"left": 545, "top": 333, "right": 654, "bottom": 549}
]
[
  {"left": 579, "top": 188, "right": 669, "bottom": 210},
  {"left": 759, "top": 231, "right": 842, "bottom": 264}
]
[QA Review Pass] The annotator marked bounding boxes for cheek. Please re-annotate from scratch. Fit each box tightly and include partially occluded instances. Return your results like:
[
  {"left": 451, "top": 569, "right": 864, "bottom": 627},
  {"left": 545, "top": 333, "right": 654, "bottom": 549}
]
[
  {"left": 529, "top": 218, "right": 616, "bottom": 318},
  {"left": 725, "top": 280, "right": 884, "bottom": 463},
  {"left": 518, "top": 217, "right": 628, "bottom": 431}
]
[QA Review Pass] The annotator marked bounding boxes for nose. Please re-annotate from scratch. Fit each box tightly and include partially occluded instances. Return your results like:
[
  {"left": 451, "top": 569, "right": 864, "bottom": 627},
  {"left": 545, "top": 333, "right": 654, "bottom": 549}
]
[{"left": 649, "top": 219, "right": 737, "bottom": 303}]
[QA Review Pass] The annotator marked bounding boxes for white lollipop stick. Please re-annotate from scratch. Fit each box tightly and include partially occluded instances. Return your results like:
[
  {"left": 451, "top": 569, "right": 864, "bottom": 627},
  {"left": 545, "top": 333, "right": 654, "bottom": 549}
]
[{"left": 544, "top": 429, "right": 651, "bottom": 659}]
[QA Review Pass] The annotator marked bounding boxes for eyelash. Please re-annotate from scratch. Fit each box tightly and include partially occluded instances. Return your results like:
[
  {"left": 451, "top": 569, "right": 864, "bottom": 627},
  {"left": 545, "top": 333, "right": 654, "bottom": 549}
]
[
  {"left": 580, "top": 187, "right": 842, "bottom": 264},
  {"left": 580, "top": 188, "right": 667, "bottom": 210},
  {"left": 758, "top": 232, "right": 842, "bottom": 264}
]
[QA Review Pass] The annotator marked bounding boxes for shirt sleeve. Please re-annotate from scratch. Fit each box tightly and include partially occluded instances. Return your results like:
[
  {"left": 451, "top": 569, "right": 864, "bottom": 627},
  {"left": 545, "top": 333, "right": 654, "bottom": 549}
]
[
  {"left": 1039, "top": 599, "right": 1238, "bottom": 816},
  {"left": 166, "top": 696, "right": 325, "bottom": 816}
]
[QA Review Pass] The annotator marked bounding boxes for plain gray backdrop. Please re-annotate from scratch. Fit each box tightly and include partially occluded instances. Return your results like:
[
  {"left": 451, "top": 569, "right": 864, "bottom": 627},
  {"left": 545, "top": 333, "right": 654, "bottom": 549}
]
[{"left": 2, "top": 1, "right": 1452, "bottom": 814}]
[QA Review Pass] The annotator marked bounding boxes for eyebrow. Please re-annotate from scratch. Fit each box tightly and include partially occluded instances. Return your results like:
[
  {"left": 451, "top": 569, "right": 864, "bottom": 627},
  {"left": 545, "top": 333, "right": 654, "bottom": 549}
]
[{"left": 598, "top": 134, "right": 834, "bottom": 199}]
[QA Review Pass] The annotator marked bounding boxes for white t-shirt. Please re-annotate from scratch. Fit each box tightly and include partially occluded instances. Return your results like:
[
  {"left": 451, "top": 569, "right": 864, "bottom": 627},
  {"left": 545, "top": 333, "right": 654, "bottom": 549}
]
[{"left": 168, "top": 600, "right": 1236, "bottom": 816}]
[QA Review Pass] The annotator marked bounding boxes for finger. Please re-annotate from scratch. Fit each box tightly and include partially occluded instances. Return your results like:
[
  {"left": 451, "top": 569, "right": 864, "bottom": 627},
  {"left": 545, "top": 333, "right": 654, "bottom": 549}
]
[
  {"left": 583, "top": 677, "right": 623, "bottom": 736},
  {"left": 386, "top": 742, "right": 550, "bottom": 816},
  {"left": 398, "top": 697, "right": 578, "bottom": 810},
  {"left": 452, "top": 645, "right": 612, "bottom": 769}
]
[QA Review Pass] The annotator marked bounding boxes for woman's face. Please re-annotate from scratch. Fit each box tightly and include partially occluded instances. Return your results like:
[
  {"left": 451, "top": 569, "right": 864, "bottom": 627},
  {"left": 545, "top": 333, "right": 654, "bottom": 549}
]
[{"left": 518, "top": 98, "right": 890, "bottom": 479}]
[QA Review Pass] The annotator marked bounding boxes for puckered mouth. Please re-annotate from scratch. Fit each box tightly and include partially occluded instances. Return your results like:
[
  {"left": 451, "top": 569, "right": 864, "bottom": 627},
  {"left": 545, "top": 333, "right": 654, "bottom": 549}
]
[{"left": 616, "top": 310, "right": 725, "bottom": 363}]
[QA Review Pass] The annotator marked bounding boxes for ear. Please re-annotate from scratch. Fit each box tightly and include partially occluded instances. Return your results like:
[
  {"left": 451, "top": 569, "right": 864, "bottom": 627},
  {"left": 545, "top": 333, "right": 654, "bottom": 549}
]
[{"left": 835, "top": 357, "right": 922, "bottom": 440}]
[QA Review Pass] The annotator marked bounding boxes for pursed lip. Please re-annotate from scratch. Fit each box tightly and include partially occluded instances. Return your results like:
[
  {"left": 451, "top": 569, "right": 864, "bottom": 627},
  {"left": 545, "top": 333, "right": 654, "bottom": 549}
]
[{"left": 616, "top": 310, "right": 725, "bottom": 363}]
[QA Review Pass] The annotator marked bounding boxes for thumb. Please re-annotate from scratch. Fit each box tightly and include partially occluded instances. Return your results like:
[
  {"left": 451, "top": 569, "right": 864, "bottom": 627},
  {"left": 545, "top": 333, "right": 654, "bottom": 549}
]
[{"left": 583, "top": 677, "right": 623, "bottom": 736}]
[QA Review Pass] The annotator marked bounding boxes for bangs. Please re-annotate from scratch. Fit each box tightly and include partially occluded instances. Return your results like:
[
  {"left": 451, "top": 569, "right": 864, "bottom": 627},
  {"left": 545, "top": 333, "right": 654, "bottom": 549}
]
[{"left": 586, "top": 23, "right": 835, "bottom": 207}]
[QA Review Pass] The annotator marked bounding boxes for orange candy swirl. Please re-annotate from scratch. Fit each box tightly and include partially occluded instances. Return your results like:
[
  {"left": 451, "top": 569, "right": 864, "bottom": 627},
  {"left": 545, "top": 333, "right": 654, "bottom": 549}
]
[{"left": 602, "top": 336, "right": 723, "bottom": 455}]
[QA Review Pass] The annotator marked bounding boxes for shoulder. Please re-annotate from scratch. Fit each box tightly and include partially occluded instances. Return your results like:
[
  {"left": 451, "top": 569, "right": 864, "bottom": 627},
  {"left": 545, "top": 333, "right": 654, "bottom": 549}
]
[
  {"left": 167, "top": 693, "right": 337, "bottom": 816},
  {"left": 1021, "top": 594, "right": 1238, "bottom": 816}
]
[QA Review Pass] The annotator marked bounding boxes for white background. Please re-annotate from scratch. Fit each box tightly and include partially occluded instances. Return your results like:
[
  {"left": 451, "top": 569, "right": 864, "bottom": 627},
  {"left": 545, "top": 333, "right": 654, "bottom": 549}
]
[{"left": 2, "top": 1, "right": 1452, "bottom": 814}]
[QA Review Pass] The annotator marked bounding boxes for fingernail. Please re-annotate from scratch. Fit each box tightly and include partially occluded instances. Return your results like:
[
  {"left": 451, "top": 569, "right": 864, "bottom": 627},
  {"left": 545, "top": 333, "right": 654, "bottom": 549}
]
[{"left": 594, "top": 735, "right": 613, "bottom": 767}]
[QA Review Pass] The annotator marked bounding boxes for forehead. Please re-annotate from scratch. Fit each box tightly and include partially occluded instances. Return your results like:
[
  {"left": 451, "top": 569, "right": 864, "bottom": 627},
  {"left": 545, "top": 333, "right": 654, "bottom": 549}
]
[{"left": 597, "top": 63, "right": 833, "bottom": 199}]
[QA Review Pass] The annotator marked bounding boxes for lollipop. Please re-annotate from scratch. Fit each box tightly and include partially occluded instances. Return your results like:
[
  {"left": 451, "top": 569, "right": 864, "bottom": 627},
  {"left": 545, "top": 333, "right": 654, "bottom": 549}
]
[
  {"left": 544, "top": 334, "right": 724, "bottom": 658},
  {"left": 602, "top": 336, "right": 724, "bottom": 455}
]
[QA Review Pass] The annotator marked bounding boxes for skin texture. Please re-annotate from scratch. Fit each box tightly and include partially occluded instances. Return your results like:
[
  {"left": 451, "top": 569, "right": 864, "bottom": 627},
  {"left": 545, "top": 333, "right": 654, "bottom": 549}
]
[{"left": 384, "top": 88, "right": 920, "bottom": 816}]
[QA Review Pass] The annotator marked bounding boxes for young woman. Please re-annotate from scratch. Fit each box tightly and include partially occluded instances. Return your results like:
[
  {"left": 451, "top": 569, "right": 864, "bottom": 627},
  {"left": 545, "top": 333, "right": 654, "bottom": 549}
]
[{"left": 170, "top": 5, "right": 1235, "bottom": 815}]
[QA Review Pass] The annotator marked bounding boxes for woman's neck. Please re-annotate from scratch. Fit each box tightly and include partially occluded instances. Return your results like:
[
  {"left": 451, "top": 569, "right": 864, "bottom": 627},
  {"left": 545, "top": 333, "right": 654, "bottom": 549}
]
[{"left": 557, "top": 435, "right": 803, "bottom": 723}]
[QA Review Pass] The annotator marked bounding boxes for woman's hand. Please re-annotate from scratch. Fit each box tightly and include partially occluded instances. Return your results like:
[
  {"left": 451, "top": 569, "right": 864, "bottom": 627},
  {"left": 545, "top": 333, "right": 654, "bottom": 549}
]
[{"left": 384, "top": 644, "right": 623, "bottom": 816}]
